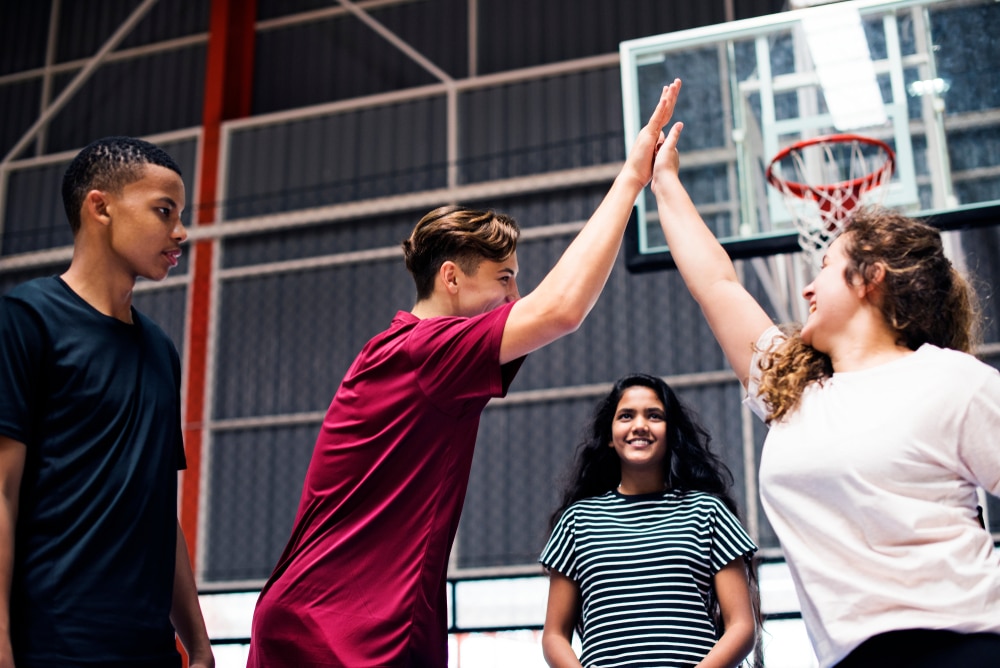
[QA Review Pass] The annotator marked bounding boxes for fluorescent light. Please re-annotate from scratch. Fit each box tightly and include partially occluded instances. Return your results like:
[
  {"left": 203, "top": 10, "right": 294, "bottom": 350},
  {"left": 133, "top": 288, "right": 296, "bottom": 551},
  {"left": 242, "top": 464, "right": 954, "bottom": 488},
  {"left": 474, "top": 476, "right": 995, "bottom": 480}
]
[
  {"left": 800, "top": 5, "right": 887, "bottom": 130},
  {"left": 907, "top": 77, "right": 950, "bottom": 97}
]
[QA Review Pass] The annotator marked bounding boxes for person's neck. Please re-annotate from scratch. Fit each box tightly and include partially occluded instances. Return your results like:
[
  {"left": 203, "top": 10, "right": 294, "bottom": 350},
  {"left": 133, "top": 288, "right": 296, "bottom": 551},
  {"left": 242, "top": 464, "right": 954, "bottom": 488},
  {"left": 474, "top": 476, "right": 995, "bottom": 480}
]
[
  {"left": 410, "top": 294, "right": 457, "bottom": 319},
  {"left": 617, "top": 472, "right": 666, "bottom": 495},
  {"left": 827, "top": 327, "right": 911, "bottom": 373},
  {"left": 61, "top": 260, "right": 136, "bottom": 324}
]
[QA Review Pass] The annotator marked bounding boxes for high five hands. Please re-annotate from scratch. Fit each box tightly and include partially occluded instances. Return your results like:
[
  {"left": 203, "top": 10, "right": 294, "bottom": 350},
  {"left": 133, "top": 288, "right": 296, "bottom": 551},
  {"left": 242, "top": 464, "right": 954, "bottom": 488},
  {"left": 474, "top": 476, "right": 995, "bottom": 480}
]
[{"left": 624, "top": 78, "right": 683, "bottom": 189}]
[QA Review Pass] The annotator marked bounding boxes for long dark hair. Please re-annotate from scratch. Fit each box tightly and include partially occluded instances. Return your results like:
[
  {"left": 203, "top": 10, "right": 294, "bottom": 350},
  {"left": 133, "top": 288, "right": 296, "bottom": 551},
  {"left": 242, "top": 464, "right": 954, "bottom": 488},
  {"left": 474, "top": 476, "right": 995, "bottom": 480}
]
[
  {"left": 550, "top": 373, "right": 764, "bottom": 667},
  {"left": 550, "top": 373, "right": 738, "bottom": 524}
]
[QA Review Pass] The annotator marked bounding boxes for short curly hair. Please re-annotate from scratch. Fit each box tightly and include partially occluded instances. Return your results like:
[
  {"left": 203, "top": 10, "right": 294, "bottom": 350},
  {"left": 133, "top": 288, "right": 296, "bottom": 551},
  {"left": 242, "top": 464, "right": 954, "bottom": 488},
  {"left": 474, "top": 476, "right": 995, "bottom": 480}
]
[{"left": 62, "top": 136, "right": 181, "bottom": 234}]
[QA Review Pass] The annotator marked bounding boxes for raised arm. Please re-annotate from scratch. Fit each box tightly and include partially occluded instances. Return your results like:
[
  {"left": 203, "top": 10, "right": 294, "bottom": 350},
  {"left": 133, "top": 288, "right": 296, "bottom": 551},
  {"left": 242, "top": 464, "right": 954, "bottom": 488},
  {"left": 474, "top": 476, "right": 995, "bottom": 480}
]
[
  {"left": 499, "top": 79, "right": 682, "bottom": 364},
  {"left": 0, "top": 436, "right": 25, "bottom": 668},
  {"left": 649, "top": 121, "right": 774, "bottom": 386}
]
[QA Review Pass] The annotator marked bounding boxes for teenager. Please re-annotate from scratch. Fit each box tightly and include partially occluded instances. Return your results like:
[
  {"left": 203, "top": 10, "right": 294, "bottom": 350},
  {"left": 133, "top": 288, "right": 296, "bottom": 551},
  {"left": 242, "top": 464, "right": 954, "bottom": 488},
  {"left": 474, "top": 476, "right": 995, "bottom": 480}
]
[
  {"left": 0, "top": 137, "right": 213, "bottom": 668},
  {"left": 246, "top": 81, "right": 685, "bottom": 667},
  {"left": 540, "top": 373, "right": 760, "bottom": 668},
  {"left": 649, "top": 100, "right": 1000, "bottom": 667}
]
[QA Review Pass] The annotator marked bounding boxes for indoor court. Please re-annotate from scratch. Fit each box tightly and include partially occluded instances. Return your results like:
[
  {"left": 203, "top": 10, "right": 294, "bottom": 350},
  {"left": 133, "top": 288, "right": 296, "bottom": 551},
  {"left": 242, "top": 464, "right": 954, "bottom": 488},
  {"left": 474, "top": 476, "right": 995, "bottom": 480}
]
[{"left": 1, "top": 0, "right": 998, "bottom": 666}]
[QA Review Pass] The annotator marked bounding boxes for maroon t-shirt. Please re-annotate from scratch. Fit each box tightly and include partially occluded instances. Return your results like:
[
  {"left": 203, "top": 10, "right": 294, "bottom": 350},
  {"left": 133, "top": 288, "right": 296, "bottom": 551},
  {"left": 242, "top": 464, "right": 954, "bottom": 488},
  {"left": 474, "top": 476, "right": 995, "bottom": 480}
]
[{"left": 248, "top": 302, "right": 522, "bottom": 667}]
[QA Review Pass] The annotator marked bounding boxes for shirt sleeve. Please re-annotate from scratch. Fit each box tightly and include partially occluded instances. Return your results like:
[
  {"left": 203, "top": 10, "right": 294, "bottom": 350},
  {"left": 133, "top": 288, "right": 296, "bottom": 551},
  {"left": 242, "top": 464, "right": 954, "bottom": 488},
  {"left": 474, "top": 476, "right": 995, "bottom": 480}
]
[
  {"left": 954, "top": 364, "right": 1000, "bottom": 495},
  {"left": 539, "top": 507, "right": 579, "bottom": 580},
  {"left": 408, "top": 301, "right": 521, "bottom": 416},
  {"left": 0, "top": 296, "right": 44, "bottom": 445},
  {"left": 742, "top": 325, "right": 784, "bottom": 423},
  {"left": 708, "top": 497, "right": 758, "bottom": 573}
]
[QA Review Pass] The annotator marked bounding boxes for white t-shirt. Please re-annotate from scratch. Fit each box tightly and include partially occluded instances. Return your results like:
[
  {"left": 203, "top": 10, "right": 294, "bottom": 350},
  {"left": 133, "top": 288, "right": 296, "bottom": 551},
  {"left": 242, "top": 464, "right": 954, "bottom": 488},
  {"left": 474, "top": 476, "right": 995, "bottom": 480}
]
[{"left": 746, "top": 327, "right": 1000, "bottom": 668}]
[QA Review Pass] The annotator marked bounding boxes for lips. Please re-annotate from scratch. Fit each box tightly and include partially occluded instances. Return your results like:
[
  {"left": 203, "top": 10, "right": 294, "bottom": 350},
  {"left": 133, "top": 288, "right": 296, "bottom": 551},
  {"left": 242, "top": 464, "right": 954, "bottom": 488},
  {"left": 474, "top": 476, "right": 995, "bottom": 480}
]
[{"left": 164, "top": 249, "right": 182, "bottom": 267}]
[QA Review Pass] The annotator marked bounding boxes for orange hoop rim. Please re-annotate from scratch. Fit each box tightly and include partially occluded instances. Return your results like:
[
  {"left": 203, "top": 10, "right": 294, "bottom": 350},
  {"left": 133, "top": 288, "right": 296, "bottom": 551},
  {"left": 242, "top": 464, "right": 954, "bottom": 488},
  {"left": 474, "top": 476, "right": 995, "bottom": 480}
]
[{"left": 765, "top": 133, "right": 896, "bottom": 201}]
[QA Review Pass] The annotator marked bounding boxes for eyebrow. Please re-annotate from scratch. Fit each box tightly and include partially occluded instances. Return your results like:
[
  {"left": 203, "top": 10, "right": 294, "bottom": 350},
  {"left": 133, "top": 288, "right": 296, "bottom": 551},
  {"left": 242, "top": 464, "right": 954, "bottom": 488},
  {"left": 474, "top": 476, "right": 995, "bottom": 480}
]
[{"left": 156, "top": 196, "right": 180, "bottom": 211}]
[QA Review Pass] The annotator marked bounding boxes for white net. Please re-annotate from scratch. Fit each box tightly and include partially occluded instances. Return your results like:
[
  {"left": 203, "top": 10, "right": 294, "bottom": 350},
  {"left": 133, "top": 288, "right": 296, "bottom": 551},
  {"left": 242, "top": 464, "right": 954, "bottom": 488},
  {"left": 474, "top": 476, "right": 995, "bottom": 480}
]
[{"left": 766, "top": 135, "right": 895, "bottom": 267}]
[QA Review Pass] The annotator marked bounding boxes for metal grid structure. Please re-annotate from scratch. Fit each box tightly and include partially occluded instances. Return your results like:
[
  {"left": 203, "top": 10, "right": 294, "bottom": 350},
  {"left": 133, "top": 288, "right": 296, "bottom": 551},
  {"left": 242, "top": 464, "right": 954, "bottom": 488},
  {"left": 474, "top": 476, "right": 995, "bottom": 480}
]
[{"left": 1, "top": 3, "right": 998, "bottom": 655}]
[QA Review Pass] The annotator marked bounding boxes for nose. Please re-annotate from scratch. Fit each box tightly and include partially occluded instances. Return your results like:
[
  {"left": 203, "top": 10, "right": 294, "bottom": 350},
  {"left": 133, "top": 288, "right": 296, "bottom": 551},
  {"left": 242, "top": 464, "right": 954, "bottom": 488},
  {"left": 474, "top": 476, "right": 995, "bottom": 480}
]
[
  {"left": 802, "top": 281, "right": 815, "bottom": 301},
  {"left": 507, "top": 279, "right": 520, "bottom": 302},
  {"left": 632, "top": 415, "right": 650, "bottom": 432},
  {"left": 173, "top": 219, "right": 189, "bottom": 243}
]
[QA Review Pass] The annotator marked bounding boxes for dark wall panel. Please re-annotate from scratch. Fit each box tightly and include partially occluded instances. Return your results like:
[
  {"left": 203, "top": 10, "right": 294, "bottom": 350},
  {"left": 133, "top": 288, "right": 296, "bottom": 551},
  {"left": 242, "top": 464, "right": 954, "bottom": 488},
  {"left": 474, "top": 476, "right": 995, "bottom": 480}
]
[
  {"left": 2, "top": 161, "right": 72, "bottom": 256},
  {"left": 46, "top": 48, "right": 205, "bottom": 153},
  {"left": 252, "top": 0, "right": 471, "bottom": 115},
  {"left": 0, "top": 79, "right": 42, "bottom": 162},
  {"left": 56, "top": 0, "right": 209, "bottom": 62},
  {"left": 225, "top": 96, "right": 447, "bottom": 219},
  {"left": 213, "top": 259, "right": 412, "bottom": 420},
  {"left": 205, "top": 423, "right": 320, "bottom": 582},
  {"left": 222, "top": 210, "right": 420, "bottom": 269},
  {"left": 0, "top": 2, "right": 50, "bottom": 75},
  {"left": 459, "top": 68, "right": 624, "bottom": 183},
  {"left": 475, "top": 0, "right": 784, "bottom": 74}
]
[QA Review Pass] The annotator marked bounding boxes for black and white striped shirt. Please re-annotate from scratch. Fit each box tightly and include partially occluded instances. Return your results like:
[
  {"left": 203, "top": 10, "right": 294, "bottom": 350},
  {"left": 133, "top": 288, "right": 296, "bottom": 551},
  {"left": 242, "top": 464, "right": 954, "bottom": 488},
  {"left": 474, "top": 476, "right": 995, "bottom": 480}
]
[{"left": 540, "top": 489, "right": 756, "bottom": 668}]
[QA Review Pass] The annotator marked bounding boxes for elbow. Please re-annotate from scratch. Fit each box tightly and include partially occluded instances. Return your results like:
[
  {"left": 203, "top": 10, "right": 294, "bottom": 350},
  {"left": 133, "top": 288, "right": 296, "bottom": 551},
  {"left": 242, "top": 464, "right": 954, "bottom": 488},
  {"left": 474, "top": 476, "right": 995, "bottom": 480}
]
[
  {"left": 728, "top": 620, "right": 759, "bottom": 666},
  {"left": 550, "top": 303, "right": 589, "bottom": 336}
]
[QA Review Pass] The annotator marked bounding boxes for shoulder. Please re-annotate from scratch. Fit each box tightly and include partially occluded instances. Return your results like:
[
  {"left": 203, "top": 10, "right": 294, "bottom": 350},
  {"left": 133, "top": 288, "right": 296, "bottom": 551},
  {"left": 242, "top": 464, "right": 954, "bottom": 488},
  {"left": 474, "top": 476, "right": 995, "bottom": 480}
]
[
  {"left": 676, "top": 491, "right": 740, "bottom": 519},
  {"left": 133, "top": 308, "right": 171, "bottom": 340},
  {"left": 133, "top": 310, "right": 181, "bottom": 359},
  {"left": 1, "top": 278, "right": 63, "bottom": 331},
  {"left": 404, "top": 303, "right": 516, "bottom": 363},
  {"left": 416, "top": 302, "right": 516, "bottom": 337},
  {"left": 678, "top": 490, "right": 726, "bottom": 510},
  {"left": 914, "top": 344, "right": 998, "bottom": 386},
  {"left": 563, "top": 492, "right": 618, "bottom": 517},
  {"left": 569, "top": 492, "right": 616, "bottom": 510},
  {"left": 3, "top": 276, "right": 59, "bottom": 306}
]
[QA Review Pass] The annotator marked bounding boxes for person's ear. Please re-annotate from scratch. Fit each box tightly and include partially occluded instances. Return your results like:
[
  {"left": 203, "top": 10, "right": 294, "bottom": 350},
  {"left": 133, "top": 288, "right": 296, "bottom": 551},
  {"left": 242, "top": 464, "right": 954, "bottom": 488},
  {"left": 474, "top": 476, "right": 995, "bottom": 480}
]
[
  {"left": 439, "top": 260, "right": 460, "bottom": 294},
  {"left": 863, "top": 262, "right": 887, "bottom": 297},
  {"left": 83, "top": 190, "right": 112, "bottom": 227}
]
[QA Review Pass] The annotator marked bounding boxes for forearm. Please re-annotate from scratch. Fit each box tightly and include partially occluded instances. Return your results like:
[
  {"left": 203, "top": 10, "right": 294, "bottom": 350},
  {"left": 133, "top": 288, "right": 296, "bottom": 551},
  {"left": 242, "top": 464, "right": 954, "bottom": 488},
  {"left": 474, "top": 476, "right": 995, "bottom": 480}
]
[
  {"left": 695, "top": 619, "right": 757, "bottom": 668},
  {"left": 170, "top": 524, "right": 214, "bottom": 668},
  {"left": 652, "top": 171, "right": 741, "bottom": 302},
  {"left": 0, "top": 503, "right": 14, "bottom": 668},
  {"left": 530, "top": 170, "right": 646, "bottom": 326},
  {"left": 541, "top": 633, "right": 584, "bottom": 668},
  {"left": 0, "top": 437, "right": 23, "bottom": 668}
]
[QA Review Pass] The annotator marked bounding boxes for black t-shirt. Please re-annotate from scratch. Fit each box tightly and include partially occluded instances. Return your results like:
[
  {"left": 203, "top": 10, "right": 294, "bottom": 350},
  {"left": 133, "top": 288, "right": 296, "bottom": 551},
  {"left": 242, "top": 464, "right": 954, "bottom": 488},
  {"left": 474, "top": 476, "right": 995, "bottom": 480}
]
[{"left": 0, "top": 277, "right": 186, "bottom": 667}]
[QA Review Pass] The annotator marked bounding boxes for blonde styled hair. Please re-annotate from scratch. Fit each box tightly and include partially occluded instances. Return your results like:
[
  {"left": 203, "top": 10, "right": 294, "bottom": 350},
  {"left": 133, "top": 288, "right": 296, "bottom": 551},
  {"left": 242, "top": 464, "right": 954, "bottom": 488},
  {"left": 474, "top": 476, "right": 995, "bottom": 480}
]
[{"left": 757, "top": 206, "right": 981, "bottom": 423}]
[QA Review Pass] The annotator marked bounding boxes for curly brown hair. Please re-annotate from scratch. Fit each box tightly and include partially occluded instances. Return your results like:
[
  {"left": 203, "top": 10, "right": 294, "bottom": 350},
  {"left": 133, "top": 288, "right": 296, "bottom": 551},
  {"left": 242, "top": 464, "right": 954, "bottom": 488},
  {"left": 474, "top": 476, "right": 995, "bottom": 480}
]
[{"left": 757, "top": 206, "right": 982, "bottom": 423}]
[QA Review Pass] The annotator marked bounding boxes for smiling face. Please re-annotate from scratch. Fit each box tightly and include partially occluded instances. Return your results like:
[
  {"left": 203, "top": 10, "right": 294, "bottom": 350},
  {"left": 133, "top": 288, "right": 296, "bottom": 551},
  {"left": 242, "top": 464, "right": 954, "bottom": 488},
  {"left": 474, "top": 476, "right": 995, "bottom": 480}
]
[
  {"left": 102, "top": 163, "right": 187, "bottom": 282},
  {"left": 801, "top": 233, "right": 867, "bottom": 351},
  {"left": 610, "top": 386, "right": 669, "bottom": 474},
  {"left": 453, "top": 252, "right": 520, "bottom": 317}
]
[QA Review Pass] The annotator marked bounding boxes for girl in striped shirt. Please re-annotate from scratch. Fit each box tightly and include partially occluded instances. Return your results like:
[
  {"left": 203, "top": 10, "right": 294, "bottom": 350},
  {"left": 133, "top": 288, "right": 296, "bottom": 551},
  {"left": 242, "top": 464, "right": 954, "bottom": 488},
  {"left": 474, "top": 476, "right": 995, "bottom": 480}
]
[{"left": 540, "top": 373, "right": 761, "bottom": 668}]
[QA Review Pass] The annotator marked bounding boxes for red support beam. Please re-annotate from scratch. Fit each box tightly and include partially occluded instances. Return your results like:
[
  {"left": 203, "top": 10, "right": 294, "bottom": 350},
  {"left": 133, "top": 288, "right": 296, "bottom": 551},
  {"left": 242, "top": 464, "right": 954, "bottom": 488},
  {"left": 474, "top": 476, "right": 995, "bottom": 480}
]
[{"left": 181, "top": 0, "right": 256, "bottom": 584}]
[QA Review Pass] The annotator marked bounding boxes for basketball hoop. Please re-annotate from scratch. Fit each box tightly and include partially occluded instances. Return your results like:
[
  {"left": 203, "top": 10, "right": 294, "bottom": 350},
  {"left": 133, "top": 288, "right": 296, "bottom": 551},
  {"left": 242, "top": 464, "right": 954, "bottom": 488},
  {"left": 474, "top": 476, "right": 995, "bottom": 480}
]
[{"left": 765, "top": 133, "right": 895, "bottom": 267}]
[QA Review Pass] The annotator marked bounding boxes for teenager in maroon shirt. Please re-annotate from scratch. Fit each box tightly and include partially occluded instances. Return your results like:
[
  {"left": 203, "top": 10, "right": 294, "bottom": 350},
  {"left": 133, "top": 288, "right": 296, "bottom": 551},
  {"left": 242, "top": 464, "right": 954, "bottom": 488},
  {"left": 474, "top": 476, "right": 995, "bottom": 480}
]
[{"left": 246, "top": 80, "right": 683, "bottom": 668}]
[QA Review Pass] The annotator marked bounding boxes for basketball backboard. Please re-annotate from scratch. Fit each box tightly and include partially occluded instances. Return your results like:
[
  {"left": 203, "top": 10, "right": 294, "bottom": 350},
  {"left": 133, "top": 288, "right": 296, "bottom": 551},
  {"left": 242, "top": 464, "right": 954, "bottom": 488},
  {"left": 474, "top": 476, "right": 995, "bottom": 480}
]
[{"left": 620, "top": 0, "right": 1000, "bottom": 271}]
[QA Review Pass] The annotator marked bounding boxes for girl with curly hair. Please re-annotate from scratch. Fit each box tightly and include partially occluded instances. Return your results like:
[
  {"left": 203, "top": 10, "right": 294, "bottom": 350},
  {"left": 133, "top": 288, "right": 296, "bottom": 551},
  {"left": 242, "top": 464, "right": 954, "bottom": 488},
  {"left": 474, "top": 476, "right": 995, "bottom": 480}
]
[
  {"left": 540, "top": 373, "right": 761, "bottom": 668},
  {"left": 649, "top": 116, "right": 1000, "bottom": 668}
]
